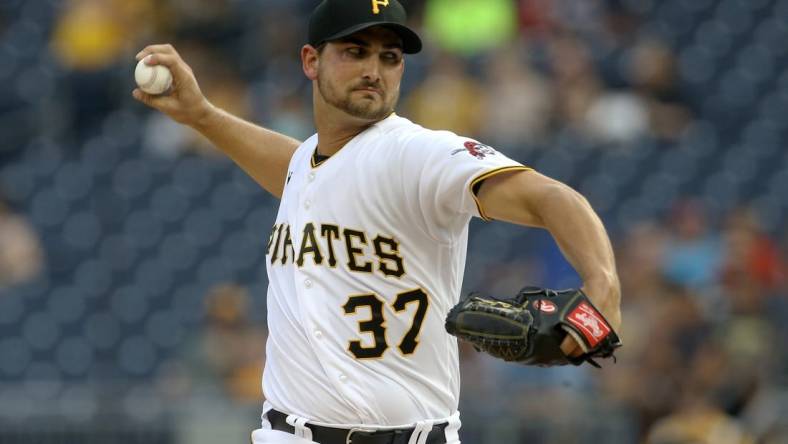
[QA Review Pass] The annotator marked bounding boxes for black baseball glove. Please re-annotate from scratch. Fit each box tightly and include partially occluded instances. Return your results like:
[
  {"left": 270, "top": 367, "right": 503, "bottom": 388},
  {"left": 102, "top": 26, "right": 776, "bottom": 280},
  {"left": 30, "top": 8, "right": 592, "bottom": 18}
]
[{"left": 445, "top": 287, "right": 621, "bottom": 367}]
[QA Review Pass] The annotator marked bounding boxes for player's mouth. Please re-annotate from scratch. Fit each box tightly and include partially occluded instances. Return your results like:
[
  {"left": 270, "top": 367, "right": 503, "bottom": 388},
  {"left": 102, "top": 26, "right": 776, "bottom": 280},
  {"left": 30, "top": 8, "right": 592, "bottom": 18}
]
[{"left": 353, "top": 87, "right": 382, "bottom": 96}]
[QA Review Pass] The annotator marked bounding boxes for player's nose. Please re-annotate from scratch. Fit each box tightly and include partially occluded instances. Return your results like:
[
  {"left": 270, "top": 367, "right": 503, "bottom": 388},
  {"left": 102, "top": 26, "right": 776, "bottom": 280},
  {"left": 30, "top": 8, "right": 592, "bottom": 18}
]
[{"left": 361, "top": 57, "right": 382, "bottom": 82}]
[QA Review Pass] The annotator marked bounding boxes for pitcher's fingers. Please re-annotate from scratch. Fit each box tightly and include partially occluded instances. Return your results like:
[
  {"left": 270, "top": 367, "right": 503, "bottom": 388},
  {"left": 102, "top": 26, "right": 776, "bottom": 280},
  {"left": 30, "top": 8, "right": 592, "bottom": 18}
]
[
  {"left": 132, "top": 88, "right": 169, "bottom": 107},
  {"left": 141, "top": 53, "right": 191, "bottom": 82},
  {"left": 133, "top": 88, "right": 182, "bottom": 114},
  {"left": 132, "top": 88, "right": 155, "bottom": 105},
  {"left": 136, "top": 43, "right": 179, "bottom": 61},
  {"left": 560, "top": 335, "right": 583, "bottom": 357}
]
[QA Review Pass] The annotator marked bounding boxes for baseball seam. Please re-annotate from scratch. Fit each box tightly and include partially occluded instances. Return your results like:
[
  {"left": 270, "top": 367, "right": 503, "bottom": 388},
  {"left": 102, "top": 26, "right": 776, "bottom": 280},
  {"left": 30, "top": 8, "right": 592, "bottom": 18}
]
[{"left": 145, "top": 66, "right": 159, "bottom": 90}]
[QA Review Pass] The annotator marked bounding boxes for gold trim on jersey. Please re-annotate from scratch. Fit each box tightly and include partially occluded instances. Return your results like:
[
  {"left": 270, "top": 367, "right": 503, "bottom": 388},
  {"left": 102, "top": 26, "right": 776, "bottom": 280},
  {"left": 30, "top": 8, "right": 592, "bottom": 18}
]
[
  {"left": 469, "top": 166, "right": 532, "bottom": 221},
  {"left": 310, "top": 148, "right": 330, "bottom": 168}
]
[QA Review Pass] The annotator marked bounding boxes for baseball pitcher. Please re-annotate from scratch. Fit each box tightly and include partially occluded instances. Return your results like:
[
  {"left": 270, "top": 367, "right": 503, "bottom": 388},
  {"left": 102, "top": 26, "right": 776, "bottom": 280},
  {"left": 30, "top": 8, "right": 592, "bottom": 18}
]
[{"left": 133, "top": 0, "right": 622, "bottom": 443}]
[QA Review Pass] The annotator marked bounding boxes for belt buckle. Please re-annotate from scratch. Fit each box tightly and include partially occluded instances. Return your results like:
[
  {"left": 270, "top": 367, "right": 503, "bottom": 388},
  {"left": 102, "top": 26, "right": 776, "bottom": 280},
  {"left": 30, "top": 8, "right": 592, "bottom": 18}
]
[{"left": 345, "top": 427, "right": 377, "bottom": 444}]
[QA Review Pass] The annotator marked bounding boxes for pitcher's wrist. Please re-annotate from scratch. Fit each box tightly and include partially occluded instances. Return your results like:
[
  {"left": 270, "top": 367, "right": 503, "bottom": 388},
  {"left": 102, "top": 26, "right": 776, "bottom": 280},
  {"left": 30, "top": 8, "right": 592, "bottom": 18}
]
[{"left": 192, "top": 99, "right": 219, "bottom": 131}]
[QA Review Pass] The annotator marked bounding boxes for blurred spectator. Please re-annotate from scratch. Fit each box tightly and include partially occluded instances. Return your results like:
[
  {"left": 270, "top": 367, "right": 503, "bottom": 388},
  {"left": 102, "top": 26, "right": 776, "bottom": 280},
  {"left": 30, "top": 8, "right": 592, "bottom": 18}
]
[
  {"left": 716, "top": 208, "right": 785, "bottom": 410},
  {"left": 423, "top": 0, "right": 517, "bottom": 56},
  {"left": 661, "top": 199, "right": 724, "bottom": 291},
  {"left": 181, "top": 283, "right": 267, "bottom": 404},
  {"left": 518, "top": 0, "right": 554, "bottom": 37},
  {"left": 721, "top": 206, "right": 785, "bottom": 299},
  {"left": 547, "top": 35, "right": 605, "bottom": 137},
  {"left": 403, "top": 53, "right": 485, "bottom": 136},
  {"left": 627, "top": 39, "right": 693, "bottom": 141},
  {"left": 0, "top": 199, "right": 43, "bottom": 289},
  {"left": 646, "top": 399, "right": 756, "bottom": 444},
  {"left": 51, "top": 0, "right": 155, "bottom": 71},
  {"left": 548, "top": 0, "right": 607, "bottom": 36},
  {"left": 480, "top": 45, "right": 553, "bottom": 147}
]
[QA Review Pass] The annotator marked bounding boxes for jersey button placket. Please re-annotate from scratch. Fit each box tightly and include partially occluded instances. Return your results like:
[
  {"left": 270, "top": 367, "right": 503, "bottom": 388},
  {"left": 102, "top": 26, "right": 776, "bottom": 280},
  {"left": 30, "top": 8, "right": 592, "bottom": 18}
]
[{"left": 303, "top": 171, "right": 314, "bottom": 210}]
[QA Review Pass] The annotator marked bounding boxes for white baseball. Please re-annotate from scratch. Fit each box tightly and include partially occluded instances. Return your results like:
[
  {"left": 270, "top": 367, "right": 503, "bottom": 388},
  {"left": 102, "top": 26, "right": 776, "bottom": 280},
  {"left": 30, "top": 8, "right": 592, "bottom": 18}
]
[{"left": 135, "top": 57, "right": 172, "bottom": 95}]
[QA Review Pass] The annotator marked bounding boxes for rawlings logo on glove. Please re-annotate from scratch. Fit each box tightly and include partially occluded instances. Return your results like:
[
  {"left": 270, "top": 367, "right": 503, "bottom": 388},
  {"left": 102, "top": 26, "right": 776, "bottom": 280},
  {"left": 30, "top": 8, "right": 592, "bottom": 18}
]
[{"left": 445, "top": 287, "right": 622, "bottom": 367}]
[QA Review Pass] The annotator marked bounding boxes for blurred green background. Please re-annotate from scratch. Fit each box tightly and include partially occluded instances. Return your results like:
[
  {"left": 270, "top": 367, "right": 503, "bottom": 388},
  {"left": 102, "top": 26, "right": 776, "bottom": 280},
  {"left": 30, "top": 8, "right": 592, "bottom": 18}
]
[{"left": 0, "top": 0, "right": 787, "bottom": 443}]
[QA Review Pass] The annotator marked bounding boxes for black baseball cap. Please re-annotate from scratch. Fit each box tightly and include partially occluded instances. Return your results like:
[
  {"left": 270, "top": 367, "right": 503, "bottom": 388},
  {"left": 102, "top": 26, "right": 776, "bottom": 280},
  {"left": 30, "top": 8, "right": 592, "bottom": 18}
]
[{"left": 308, "top": 0, "right": 422, "bottom": 54}]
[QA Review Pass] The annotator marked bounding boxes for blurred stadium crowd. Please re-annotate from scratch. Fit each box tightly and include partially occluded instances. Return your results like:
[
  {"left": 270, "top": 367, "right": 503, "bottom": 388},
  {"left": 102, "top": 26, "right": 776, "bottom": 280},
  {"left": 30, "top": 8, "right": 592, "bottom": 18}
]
[{"left": 0, "top": 0, "right": 787, "bottom": 443}]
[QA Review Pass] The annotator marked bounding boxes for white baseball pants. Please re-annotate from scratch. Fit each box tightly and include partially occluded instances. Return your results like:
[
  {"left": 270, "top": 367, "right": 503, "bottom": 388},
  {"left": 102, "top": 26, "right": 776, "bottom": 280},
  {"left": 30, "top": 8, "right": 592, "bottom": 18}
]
[{"left": 251, "top": 402, "right": 461, "bottom": 444}]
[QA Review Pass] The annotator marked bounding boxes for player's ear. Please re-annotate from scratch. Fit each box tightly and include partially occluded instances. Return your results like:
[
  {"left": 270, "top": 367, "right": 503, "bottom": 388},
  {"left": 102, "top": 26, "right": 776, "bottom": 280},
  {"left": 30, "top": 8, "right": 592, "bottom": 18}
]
[{"left": 302, "top": 45, "right": 320, "bottom": 80}]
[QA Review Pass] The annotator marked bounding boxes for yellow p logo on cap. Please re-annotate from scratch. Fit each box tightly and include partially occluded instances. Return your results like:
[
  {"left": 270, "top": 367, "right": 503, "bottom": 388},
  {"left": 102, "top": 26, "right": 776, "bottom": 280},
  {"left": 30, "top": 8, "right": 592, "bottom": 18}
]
[{"left": 371, "top": 0, "right": 389, "bottom": 14}]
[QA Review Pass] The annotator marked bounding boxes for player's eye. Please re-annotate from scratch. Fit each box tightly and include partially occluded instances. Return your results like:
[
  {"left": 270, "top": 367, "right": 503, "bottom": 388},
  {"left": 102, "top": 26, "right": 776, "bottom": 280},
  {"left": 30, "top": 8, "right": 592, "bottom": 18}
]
[
  {"left": 382, "top": 51, "right": 402, "bottom": 63},
  {"left": 346, "top": 47, "right": 365, "bottom": 57}
]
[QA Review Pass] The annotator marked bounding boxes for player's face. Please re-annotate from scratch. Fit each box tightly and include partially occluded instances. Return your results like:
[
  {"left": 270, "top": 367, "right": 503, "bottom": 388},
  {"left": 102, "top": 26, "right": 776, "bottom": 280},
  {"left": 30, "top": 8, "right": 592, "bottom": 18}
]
[{"left": 316, "top": 27, "right": 404, "bottom": 121}]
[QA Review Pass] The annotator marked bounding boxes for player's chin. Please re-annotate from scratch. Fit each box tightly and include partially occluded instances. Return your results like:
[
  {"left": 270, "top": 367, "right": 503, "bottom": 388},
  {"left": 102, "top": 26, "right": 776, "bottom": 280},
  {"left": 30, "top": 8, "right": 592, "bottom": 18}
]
[
  {"left": 351, "top": 96, "right": 382, "bottom": 109},
  {"left": 346, "top": 102, "right": 390, "bottom": 120}
]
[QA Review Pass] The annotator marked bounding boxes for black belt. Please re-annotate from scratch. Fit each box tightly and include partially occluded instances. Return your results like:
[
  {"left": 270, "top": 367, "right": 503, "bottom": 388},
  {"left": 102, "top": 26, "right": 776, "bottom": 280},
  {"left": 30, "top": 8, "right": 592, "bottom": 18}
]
[{"left": 267, "top": 409, "right": 448, "bottom": 444}]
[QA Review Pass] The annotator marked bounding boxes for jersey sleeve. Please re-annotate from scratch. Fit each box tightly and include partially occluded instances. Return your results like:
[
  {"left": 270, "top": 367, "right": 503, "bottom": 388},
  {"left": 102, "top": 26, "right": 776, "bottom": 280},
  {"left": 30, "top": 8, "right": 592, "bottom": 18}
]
[{"left": 405, "top": 131, "right": 532, "bottom": 224}]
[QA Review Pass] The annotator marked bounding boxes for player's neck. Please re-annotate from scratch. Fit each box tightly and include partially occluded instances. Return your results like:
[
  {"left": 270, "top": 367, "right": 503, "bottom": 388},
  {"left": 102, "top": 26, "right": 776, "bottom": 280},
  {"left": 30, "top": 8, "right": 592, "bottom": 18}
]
[{"left": 313, "top": 105, "right": 378, "bottom": 157}]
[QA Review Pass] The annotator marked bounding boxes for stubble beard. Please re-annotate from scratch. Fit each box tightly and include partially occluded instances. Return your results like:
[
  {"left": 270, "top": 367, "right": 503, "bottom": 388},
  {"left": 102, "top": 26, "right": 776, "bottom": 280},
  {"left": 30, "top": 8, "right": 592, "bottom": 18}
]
[{"left": 317, "top": 74, "right": 398, "bottom": 121}]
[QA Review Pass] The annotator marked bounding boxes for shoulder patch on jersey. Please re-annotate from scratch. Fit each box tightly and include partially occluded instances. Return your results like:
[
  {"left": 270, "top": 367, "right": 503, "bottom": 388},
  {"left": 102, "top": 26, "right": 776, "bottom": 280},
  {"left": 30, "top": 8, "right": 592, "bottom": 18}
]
[{"left": 451, "top": 141, "right": 497, "bottom": 159}]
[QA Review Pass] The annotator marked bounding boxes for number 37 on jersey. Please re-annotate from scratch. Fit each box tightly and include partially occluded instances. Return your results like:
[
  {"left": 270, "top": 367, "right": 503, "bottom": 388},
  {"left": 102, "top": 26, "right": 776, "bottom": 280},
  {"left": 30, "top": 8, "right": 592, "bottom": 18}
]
[{"left": 343, "top": 288, "right": 428, "bottom": 359}]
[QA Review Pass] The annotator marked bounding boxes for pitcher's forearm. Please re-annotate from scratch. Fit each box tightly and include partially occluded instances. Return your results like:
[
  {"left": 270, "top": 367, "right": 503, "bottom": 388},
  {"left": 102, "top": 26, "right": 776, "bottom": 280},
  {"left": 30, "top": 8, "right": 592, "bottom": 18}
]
[
  {"left": 194, "top": 104, "right": 300, "bottom": 198},
  {"left": 537, "top": 184, "right": 621, "bottom": 327}
]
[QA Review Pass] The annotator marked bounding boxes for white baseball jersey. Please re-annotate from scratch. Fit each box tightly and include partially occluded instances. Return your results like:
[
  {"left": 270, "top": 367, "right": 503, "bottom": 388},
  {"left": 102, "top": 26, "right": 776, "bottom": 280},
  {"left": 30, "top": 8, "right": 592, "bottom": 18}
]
[{"left": 262, "top": 113, "right": 530, "bottom": 427}]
